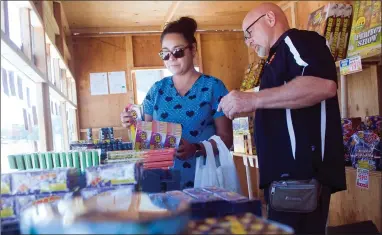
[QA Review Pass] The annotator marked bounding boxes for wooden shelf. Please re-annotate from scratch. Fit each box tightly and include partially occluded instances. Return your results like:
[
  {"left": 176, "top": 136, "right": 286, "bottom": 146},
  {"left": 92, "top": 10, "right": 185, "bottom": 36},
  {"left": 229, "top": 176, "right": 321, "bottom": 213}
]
[
  {"left": 132, "top": 66, "right": 166, "bottom": 70},
  {"left": 335, "top": 53, "right": 381, "bottom": 68}
]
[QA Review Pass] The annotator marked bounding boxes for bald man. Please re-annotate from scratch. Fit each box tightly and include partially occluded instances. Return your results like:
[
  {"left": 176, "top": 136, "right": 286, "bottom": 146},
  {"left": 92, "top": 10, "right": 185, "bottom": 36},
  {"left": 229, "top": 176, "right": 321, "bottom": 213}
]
[{"left": 218, "top": 3, "right": 346, "bottom": 234}]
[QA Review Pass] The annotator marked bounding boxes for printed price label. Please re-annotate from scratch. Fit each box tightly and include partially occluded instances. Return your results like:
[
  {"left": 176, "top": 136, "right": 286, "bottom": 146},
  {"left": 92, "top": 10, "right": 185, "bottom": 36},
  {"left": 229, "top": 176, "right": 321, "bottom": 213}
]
[
  {"left": 340, "top": 55, "right": 363, "bottom": 76},
  {"left": 356, "top": 167, "right": 369, "bottom": 189}
]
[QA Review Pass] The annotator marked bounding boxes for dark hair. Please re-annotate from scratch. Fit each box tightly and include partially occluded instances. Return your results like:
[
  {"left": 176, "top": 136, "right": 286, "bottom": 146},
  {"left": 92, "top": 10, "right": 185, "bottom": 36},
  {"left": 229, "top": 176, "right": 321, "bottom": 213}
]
[{"left": 161, "top": 17, "right": 197, "bottom": 47}]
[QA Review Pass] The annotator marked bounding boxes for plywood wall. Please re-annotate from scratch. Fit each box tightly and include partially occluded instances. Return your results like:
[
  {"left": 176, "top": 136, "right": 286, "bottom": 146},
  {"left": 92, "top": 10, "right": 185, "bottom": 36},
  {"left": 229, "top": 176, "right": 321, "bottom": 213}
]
[
  {"left": 72, "top": 36, "right": 133, "bottom": 140},
  {"left": 73, "top": 32, "right": 249, "bottom": 140},
  {"left": 132, "top": 35, "right": 163, "bottom": 67},
  {"left": 201, "top": 32, "right": 248, "bottom": 91},
  {"left": 328, "top": 167, "right": 382, "bottom": 232}
]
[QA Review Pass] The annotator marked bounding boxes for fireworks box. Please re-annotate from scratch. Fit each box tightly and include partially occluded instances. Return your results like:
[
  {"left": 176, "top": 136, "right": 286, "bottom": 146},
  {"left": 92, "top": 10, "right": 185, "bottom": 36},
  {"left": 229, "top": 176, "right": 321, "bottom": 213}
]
[
  {"left": 307, "top": 3, "right": 343, "bottom": 59},
  {"left": 347, "top": 0, "right": 381, "bottom": 59},
  {"left": 232, "top": 116, "right": 256, "bottom": 155},
  {"left": 336, "top": 4, "right": 354, "bottom": 61}
]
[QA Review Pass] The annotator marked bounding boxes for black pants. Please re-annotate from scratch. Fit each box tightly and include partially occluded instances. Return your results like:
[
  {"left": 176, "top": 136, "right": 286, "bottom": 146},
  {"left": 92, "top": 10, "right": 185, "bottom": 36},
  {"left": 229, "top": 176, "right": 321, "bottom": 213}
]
[{"left": 264, "top": 184, "right": 332, "bottom": 234}]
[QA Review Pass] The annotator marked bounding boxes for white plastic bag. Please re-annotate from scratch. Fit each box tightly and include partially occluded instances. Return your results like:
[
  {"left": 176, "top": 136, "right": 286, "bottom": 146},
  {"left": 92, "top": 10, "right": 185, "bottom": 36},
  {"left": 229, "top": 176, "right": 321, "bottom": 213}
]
[
  {"left": 194, "top": 141, "right": 221, "bottom": 188},
  {"left": 209, "top": 135, "right": 242, "bottom": 194}
]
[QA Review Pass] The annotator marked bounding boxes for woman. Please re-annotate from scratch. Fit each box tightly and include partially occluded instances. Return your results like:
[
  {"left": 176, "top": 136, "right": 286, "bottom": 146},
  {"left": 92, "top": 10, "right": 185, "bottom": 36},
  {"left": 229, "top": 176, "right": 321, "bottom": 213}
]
[{"left": 121, "top": 17, "right": 233, "bottom": 189}]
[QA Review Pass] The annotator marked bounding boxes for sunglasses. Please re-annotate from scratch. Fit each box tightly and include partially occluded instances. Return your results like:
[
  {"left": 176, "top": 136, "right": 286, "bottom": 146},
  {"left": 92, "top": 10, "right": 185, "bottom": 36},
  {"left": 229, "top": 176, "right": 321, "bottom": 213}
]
[
  {"left": 158, "top": 45, "right": 193, "bottom": 61},
  {"left": 244, "top": 14, "right": 266, "bottom": 41}
]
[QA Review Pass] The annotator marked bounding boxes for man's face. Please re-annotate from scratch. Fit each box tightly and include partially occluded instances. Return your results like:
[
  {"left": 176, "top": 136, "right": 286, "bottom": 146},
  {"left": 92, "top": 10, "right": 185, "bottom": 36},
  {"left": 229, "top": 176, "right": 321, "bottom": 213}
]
[{"left": 243, "top": 13, "right": 271, "bottom": 56}]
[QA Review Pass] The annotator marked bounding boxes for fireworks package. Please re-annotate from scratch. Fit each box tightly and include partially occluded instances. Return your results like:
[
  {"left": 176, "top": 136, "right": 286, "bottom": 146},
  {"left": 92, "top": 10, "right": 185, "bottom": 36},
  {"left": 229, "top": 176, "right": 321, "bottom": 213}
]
[
  {"left": 85, "top": 162, "right": 138, "bottom": 188},
  {"left": 348, "top": 130, "right": 381, "bottom": 171},
  {"left": 10, "top": 168, "right": 80, "bottom": 195}
]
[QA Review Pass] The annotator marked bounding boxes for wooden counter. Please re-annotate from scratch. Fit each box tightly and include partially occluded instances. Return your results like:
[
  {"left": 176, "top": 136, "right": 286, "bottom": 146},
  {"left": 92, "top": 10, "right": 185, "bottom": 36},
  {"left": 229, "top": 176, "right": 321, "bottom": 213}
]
[{"left": 328, "top": 167, "right": 382, "bottom": 232}]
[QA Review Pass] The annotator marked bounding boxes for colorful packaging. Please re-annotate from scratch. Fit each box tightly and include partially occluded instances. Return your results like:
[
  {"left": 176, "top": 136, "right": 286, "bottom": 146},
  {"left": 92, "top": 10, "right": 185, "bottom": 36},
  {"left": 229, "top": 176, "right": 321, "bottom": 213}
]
[
  {"left": 336, "top": 4, "right": 354, "bottom": 60},
  {"left": 213, "top": 191, "right": 248, "bottom": 202},
  {"left": 342, "top": 117, "right": 363, "bottom": 163},
  {"left": 0, "top": 196, "right": 16, "bottom": 221},
  {"left": 364, "top": 115, "right": 382, "bottom": 137},
  {"left": 330, "top": 4, "right": 346, "bottom": 61},
  {"left": 347, "top": 0, "right": 381, "bottom": 58},
  {"left": 126, "top": 104, "right": 143, "bottom": 143},
  {"left": 306, "top": 3, "right": 342, "bottom": 58},
  {"left": 188, "top": 212, "right": 294, "bottom": 234},
  {"left": 233, "top": 116, "right": 256, "bottom": 155},
  {"left": 349, "top": 131, "right": 380, "bottom": 171},
  {"left": 11, "top": 168, "right": 79, "bottom": 195},
  {"left": 135, "top": 121, "right": 152, "bottom": 150},
  {"left": 201, "top": 186, "right": 228, "bottom": 194},
  {"left": 15, "top": 192, "right": 73, "bottom": 216},
  {"left": 85, "top": 163, "right": 137, "bottom": 188},
  {"left": 164, "top": 123, "right": 182, "bottom": 149},
  {"left": 1, "top": 174, "right": 11, "bottom": 195},
  {"left": 150, "top": 121, "right": 167, "bottom": 149},
  {"left": 165, "top": 190, "right": 195, "bottom": 202},
  {"left": 183, "top": 188, "right": 221, "bottom": 202}
]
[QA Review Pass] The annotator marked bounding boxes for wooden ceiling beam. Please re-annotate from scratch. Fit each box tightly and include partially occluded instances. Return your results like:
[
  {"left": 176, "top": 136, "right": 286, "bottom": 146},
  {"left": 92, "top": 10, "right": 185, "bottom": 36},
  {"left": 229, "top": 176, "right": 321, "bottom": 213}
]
[
  {"left": 71, "top": 24, "right": 243, "bottom": 36},
  {"left": 161, "top": 1, "right": 181, "bottom": 30}
]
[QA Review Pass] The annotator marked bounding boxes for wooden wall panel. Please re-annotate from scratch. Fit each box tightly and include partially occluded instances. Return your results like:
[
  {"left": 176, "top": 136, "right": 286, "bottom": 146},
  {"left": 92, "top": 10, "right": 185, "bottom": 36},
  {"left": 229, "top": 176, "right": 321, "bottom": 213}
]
[
  {"left": 328, "top": 167, "right": 382, "bottom": 232},
  {"left": 201, "top": 32, "right": 248, "bottom": 91},
  {"left": 347, "top": 65, "right": 380, "bottom": 117},
  {"left": 73, "top": 36, "right": 132, "bottom": 140},
  {"left": 132, "top": 35, "right": 163, "bottom": 67},
  {"left": 338, "top": 64, "right": 381, "bottom": 118}
]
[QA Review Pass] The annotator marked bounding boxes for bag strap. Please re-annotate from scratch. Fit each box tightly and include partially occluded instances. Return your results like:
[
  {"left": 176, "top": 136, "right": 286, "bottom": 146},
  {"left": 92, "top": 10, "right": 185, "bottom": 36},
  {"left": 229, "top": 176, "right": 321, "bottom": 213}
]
[{"left": 201, "top": 140, "right": 217, "bottom": 168}]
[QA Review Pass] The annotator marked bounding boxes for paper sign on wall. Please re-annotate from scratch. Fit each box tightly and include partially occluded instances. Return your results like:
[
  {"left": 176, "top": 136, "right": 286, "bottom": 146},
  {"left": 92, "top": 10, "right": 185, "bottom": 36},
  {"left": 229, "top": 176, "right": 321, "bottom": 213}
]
[
  {"left": 108, "top": 71, "right": 127, "bottom": 94},
  {"left": 90, "top": 72, "right": 109, "bottom": 96}
]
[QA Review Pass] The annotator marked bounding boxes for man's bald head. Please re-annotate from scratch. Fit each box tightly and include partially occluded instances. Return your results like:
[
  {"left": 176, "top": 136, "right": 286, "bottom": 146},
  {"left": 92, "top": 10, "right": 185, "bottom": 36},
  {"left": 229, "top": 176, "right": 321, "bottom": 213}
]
[
  {"left": 242, "top": 2, "right": 290, "bottom": 53},
  {"left": 243, "top": 3, "right": 289, "bottom": 30}
]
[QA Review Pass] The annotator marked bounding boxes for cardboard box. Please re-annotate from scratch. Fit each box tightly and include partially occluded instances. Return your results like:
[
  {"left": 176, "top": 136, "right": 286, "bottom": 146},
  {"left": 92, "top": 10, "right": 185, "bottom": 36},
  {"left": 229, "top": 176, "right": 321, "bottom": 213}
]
[{"left": 347, "top": 0, "right": 381, "bottom": 58}]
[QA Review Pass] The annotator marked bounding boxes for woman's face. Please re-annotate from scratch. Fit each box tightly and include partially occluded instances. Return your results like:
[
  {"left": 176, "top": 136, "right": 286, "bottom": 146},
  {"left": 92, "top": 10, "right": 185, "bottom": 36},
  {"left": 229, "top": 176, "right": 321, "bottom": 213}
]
[{"left": 161, "top": 33, "right": 195, "bottom": 76}]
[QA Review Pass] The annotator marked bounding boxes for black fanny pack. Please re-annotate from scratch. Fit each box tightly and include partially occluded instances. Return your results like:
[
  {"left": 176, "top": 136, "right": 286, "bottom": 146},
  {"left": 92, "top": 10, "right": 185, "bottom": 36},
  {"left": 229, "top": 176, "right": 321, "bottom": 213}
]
[{"left": 269, "top": 178, "right": 321, "bottom": 213}]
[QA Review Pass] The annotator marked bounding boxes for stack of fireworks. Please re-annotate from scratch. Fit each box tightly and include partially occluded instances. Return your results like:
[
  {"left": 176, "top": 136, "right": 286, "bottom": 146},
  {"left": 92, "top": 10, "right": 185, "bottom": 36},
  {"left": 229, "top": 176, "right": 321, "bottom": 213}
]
[
  {"left": 125, "top": 104, "right": 182, "bottom": 151},
  {"left": 79, "top": 162, "right": 138, "bottom": 203},
  {"left": 106, "top": 148, "right": 176, "bottom": 170},
  {"left": 7, "top": 150, "right": 101, "bottom": 173},
  {"left": 1, "top": 168, "right": 79, "bottom": 225},
  {"left": 70, "top": 139, "right": 133, "bottom": 163}
]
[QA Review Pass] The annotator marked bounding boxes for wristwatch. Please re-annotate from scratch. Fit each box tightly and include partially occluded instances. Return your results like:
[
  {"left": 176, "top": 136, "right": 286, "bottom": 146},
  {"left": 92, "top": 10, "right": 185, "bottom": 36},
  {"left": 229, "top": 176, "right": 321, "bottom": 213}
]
[{"left": 193, "top": 143, "right": 204, "bottom": 158}]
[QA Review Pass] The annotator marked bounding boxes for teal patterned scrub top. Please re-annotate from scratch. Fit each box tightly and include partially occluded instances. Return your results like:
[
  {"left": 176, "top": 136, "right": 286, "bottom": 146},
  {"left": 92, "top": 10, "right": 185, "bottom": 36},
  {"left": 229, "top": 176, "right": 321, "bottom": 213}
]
[{"left": 142, "top": 74, "right": 228, "bottom": 189}]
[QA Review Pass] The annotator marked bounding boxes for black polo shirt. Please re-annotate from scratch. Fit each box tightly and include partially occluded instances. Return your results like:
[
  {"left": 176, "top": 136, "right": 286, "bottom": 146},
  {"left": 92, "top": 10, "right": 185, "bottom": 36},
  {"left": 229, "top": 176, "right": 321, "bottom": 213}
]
[{"left": 254, "top": 28, "right": 347, "bottom": 193}]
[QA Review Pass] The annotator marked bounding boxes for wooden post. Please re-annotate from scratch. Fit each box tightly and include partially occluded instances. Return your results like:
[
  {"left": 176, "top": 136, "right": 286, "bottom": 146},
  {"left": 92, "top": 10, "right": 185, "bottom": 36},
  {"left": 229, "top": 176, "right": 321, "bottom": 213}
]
[
  {"left": 60, "top": 101, "right": 69, "bottom": 150},
  {"left": 290, "top": 2, "right": 297, "bottom": 28},
  {"left": 125, "top": 35, "right": 134, "bottom": 92},
  {"left": 53, "top": 2, "right": 64, "bottom": 56},
  {"left": 33, "top": 26, "right": 47, "bottom": 77},
  {"left": 196, "top": 33, "right": 203, "bottom": 73},
  {"left": 36, "top": 82, "right": 53, "bottom": 151},
  {"left": 340, "top": 74, "right": 348, "bottom": 118},
  {"left": 1, "top": 0, "right": 9, "bottom": 35},
  {"left": 20, "top": 8, "right": 33, "bottom": 61}
]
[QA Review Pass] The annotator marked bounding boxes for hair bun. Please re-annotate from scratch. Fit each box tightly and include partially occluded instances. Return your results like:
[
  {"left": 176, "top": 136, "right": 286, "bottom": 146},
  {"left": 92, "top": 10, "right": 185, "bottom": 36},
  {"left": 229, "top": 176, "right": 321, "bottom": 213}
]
[{"left": 178, "top": 17, "right": 197, "bottom": 34}]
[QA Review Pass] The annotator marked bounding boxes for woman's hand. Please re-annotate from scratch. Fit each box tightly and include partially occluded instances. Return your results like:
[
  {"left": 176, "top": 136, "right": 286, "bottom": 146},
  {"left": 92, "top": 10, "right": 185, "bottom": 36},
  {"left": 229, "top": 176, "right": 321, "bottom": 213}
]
[
  {"left": 175, "top": 139, "right": 197, "bottom": 160},
  {"left": 120, "top": 109, "right": 134, "bottom": 128}
]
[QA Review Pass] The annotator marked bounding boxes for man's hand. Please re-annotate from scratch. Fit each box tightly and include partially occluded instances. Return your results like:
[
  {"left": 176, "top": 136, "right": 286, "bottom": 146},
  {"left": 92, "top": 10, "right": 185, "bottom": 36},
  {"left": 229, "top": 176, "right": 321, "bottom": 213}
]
[
  {"left": 218, "top": 90, "right": 258, "bottom": 119},
  {"left": 175, "top": 139, "right": 197, "bottom": 160}
]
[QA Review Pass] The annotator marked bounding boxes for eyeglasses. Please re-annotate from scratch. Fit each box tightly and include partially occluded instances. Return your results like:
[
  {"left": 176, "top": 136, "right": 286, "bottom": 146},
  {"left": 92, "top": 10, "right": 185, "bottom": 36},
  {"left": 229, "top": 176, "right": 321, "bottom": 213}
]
[
  {"left": 158, "top": 45, "right": 193, "bottom": 61},
  {"left": 244, "top": 14, "right": 266, "bottom": 41}
]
